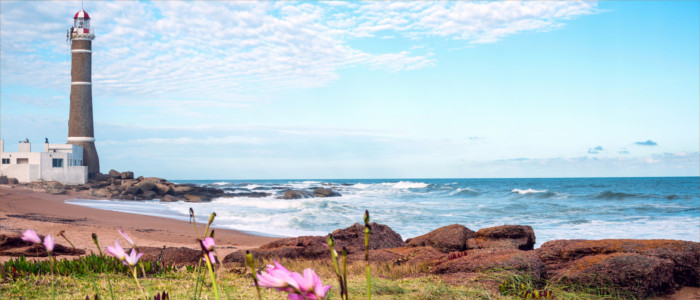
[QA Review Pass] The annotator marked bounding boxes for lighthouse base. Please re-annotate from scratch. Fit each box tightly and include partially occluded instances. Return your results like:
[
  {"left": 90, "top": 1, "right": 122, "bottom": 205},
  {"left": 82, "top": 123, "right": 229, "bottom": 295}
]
[{"left": 69, "top": 140, "right": 100, "bottom": 178}]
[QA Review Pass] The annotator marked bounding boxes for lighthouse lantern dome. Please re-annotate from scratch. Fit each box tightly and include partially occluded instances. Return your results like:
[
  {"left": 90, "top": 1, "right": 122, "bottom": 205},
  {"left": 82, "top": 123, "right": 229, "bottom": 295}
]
[{"left": 73, "top": 10, "right": 91, "bottom": 33}]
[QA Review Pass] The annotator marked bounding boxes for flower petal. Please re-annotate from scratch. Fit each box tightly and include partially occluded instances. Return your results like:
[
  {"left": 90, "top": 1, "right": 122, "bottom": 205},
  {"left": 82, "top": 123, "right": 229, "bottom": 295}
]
[
  {"left": 43, "top": 234, "right": 55, "bottom": 252},
  {"left": 21, "top": 230, "right": 41, "bottom": 244},
  {"left": 118, "top": 229, "right": 135, "bottom": 246}
]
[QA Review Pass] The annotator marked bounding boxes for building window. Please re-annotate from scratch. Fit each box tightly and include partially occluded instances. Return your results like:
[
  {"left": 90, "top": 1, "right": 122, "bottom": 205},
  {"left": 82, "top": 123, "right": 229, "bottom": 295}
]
[
  {"left": 1, "top": 158, "right": 9, "bottom": 164},
  {"left": 52, "top": 158, "right": 63, "bottom": 168}
]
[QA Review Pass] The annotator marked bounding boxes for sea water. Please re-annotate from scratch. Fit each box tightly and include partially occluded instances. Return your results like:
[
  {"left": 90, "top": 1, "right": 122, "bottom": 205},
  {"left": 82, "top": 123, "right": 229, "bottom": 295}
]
[{"left": 66, "top": 177, "right": 699, "bottom": 247}]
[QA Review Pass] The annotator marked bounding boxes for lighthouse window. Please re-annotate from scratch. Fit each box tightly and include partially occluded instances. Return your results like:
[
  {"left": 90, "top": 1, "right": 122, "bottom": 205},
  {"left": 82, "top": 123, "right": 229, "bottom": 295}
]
[
  {"left": 52, "top": 158, "right": 64, "bottom": 168},
  {"left": 78, "top": 18, "right": 84, "bottom": 27},
  {"left": 1, "top": 158, "right": 9, "bottom": 164}
]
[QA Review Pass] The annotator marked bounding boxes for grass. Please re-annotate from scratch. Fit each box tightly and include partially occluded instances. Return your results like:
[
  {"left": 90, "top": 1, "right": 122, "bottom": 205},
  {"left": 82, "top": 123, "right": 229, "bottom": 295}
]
[{"left": 1, "top": 256, "right": 642, "bottom": 300}]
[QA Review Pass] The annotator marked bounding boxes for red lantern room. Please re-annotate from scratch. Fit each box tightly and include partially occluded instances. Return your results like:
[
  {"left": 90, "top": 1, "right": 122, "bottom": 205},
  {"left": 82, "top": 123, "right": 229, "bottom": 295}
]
[{"left": 73, "top": 9, "right": 91, "bottom": 34}]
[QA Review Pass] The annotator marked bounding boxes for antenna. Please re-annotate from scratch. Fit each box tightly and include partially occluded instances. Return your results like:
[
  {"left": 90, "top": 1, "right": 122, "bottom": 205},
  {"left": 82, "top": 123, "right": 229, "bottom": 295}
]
[{"left": 81, "top": 0, "right": 84, "bottom": 10}]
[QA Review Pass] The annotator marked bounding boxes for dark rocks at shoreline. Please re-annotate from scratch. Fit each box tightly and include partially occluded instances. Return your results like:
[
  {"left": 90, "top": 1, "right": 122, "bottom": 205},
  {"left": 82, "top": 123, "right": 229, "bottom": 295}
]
[
  {"left": 278, "top": 187, "right": 342, "bottom": 199},
  {"left": 406, "top": 224, "right": 476, "bottom": 252}
]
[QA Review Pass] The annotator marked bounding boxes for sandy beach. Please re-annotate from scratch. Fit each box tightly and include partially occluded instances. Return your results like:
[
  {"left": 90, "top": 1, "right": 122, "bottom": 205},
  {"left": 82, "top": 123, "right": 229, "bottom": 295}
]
[{"left": 0, "top": 184, "right": 277, "bottom": 263}]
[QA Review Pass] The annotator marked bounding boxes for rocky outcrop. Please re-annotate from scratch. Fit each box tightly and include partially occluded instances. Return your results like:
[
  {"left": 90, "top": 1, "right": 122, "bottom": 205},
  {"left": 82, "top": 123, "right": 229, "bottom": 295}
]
[
  {"left": 312, "top": 188, "right": 341, "bottom": 197},
  {"left": 138, "top": 246, "right": 203, "bottom": 266},
  {"left": 432, "top": 248, "right": 546, "bottom": 280},
  {"left": 467, "top": 225, "right": 536, "bottom": 251},
  {"left": 550, "top": 253, "right": 676, "bottom": 299},
  {"left": 536, "top": 239, "right": 700, "bottom": 288},
  {"left": 406, "top": 224, "right": 476, "bottom": 253},
  {"left": 223, "top": 222, "right": 404, "bottom": 264},
  {"left": 281, "top": 190, "right": 311, "bottom": 199},
  {"left": 0, "top": 234, "right": 85, "bottom": 257}
]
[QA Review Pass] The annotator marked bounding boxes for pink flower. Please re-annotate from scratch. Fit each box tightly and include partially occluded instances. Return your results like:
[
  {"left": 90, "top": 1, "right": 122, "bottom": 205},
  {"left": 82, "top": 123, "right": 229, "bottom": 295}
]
[
  {"left": 43, "top": 234, "right": 55, "bottom": 252},
  {"left": 203, "top": 251, "right": 216, "bottom": 264},
  {"left": 257, "top": 260, "right": 299, "bottom": 292},
  {"left": 106, "top": 239, "right": 127, "bottom": 260},
  {"left": 256, "top": 261, "right": 331, "bottom": 299},
  {"left": 118, "top": 229, "right": 135, "bottom": 246},
  {"left": 202, "top": 237, "right": 215, "bottom": 251},
  {"left": 123, "top": 248, "right": 143, "bottom": 266},
  {"left": 21, "top": 230, "right": 41, "bottom": 244}
]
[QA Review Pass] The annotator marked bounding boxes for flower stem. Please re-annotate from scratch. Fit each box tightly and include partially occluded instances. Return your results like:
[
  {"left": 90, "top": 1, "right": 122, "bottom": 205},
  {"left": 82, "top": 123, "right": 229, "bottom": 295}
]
[{"left": 204, "top": 253, "right": 220, "bottom": 300}]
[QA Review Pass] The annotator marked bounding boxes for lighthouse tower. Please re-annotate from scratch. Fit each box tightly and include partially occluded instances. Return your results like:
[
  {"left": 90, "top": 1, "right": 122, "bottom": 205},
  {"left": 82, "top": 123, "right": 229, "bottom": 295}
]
[{"left": 67, "top": 9, "right": 99, "bottom": 178}]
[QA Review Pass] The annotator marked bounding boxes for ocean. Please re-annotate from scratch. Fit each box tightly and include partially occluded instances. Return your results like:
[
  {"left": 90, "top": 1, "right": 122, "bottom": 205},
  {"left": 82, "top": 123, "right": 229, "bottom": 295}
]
[{"left": 66, "top": 177, "right": 699, "bottom": 248}]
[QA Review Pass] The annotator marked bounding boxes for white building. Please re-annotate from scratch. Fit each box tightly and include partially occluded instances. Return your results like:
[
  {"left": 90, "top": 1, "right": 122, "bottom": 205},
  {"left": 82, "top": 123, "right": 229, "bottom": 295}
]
[{"left": 0, "top": 139, "right": 88, "bottom": 185}]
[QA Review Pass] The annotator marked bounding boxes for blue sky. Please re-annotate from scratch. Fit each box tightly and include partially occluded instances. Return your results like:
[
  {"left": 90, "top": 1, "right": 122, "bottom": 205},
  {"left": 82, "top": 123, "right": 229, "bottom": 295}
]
[{"left": 1, "top": 1, "right": 698, "bottom": 179}]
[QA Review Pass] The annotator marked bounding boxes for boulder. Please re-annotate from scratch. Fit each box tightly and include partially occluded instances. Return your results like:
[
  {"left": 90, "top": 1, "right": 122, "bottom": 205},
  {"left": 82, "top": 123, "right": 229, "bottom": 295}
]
[
  {"left": 312, "top": 188, "right": 341, "bottom": 197},
  {"left": 138, "top": 181, "right": 156, "bottom": 193},
  {"left": 330, "top": 222, "right": 405, "bottom": 253},
  {"left": 92, "top": 188, "right": 112, "bottom": 198},
  {"left": 407, "top": 224, "right": 476, "bottom": 253},
  {"left": 44, "top": 181, "right": 65, "bottom": 195},
  {"left": 224, "top": 222, "right": 404, "bottom": 263},
  {"left": 124, "top": 185, "right": 140, "bottom": 195},
  {"left": 142, "top": 191, "right": 157, "bottom": 199},
  {"left": 347, "top": 246, "right": 444, "bottom": 265},
  {"left": 468, "top": 225, "right": 536, "bottom": 251},
  {"left": 0, "top": 176, "right": 8, "bottom": 184},
  {"left": 9, "top": 177, "right": 18, "bottom": 184},
  {"left": 550, "top": 253, "right": 676, "bottom": 299},
  {"left": 432, "top": 248, "right": 546, "bottom": 280},
  {"left": 138, "top": 246, "right": 202, "bottom": 266},
  {"left": 0, "top": 234, "right": 85, "bottom": 257},
  {"left": 93, "top": 173, "right": 111, "bottom": 182},
  {"left": 537, "top": 239, "right": 700, "bottom": 288},
  {"left": 172, "top": 184, "right": 194, "bottom": 194},
  {"left": 108, "top": 169, "right": 121, "bottom": 179},
  {"left": 161, "top": 194, "right": 179, "bottom": 202},
  {"left": 155, "top": 183, "right": 173, "bottom": 195},
  {"left": 281, "top": 190, "right": 311, "bottom": 199},
  {"left": 184, "top": 194, "right": 209, "bottom": 202},
  {"left": 120, "top": 171, "right": 134, "bottom": 179}
]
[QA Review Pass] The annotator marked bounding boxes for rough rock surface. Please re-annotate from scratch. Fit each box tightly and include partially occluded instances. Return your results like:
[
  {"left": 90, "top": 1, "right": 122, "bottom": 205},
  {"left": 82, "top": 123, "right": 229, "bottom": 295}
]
[
  {"left": 0, "top": 234, "right": 85, "bottom": 257},
  {"left": 312, "top": 188, "right": 341, "bottom": 197},
  {"left": 223, "top": 222, "right": 404, "bottom": 263},
  {"left": 138, "top": 246, "right": 203, "bottom": 266},
  {"left": 281, "top": 190, "right": 311, "bottom": 199},
  {"left": 537, "top": 239, "right": 700, "bottom": 288},
  {"left": 550, "top": 252, "right": 676, "bottom": 299},
  {"left": 468, "top": 225, "right": 536, "bottom": 251},
  {"left": 406, "top": 224, "right": 476, "bottom": 252},
  {"left": 432, "top": 248, "right": 546, "bottom": 280}
]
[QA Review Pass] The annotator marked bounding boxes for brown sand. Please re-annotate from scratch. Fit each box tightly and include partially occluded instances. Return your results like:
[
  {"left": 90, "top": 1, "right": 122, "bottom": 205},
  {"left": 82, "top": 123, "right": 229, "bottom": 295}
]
[{"left": 0, "top": 185, "right": 276, "bottom": 263}]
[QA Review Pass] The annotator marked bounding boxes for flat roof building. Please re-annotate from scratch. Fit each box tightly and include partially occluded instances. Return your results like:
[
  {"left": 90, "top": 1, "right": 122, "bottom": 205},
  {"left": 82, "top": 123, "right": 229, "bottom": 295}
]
[{"left": 0, "top": 139, "right": 88, "bottom": 185}]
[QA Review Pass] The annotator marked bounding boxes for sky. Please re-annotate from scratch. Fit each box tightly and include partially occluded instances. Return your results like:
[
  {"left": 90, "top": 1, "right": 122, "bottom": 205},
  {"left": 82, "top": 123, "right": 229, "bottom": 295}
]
[{"left": 1, "top": 1, "right": 698, "bottom": 179}]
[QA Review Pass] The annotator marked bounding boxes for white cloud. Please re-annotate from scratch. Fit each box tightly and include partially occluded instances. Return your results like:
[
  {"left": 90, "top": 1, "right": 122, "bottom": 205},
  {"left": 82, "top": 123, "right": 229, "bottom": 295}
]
[{"left": 1, "top": 1, "right": 598, "bottom": 108}]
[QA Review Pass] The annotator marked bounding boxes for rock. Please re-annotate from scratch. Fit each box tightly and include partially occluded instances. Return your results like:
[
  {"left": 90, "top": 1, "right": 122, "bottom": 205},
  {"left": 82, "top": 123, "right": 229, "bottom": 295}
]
[
  {"left": 138, "top": 181, "right": 156, "bottom": 193},
  {"left": 550, "top": 253, "right": 676, "bottom": 299},
  {"left": 142, "top": 177, "right": 164, "bottom": 183},
  {"left": 172, "top": 184, "right": 194, "bottom": 194},
  {"left": 9, "top": 178, "right": 18, "bottom": 184},
  {"left": 44, "top": 181, "right": 65, "bottom": 195},
  {"left": 468, "top": 225, "right": 536, "bottom": 251},
  {"left": 537, "top": 239, "right": 700, "bottom": 288},
  {"left": 0, "top": 234, "right": 85, "bottom": 257},
  {"left": 281, "top": 190, "right": 311, "bottom": 199},
  {"left": 155, "top": 183, "right": 173, "bottom": 195},
  {"left": 432, "top": 248, "right": 546, "bottom": 280},
  {"left": 161, "top": 194, "right": 179, "bottom": 202},
  {"left": 94, "top": 173, "right": 110, "bottom": 181},
  {"left": 225, "top": 222, "right": 404, "bottom": 263},
  {"left": 142, "top": 191, "right": 157, "bottom": 199},
  {"left": 137, "top": 176, "right": 144, "bottom": 181},
  {"left": 120, "top": 171, "right": 134, "bottom": 179},
  {"left": 92, "top": 187, "right": 112, "bottom": 198},
  {"left": 108, "top": 169, "right": 121, "bottom": 179},
  {"left": 184, "top": 194, "right": 209, "bottom": 202},
  {"left": 312, "top": 188, "right": 341, "bottom": 197},
  {"left": 0, "top": 176, "right": 8, "bottom": 184},
  {"left": 138, "top": 246, "right": 202, "bottom": 266},
  {"left": 406, "top": 224, "right": 476, "bottom": 253},
  {"left": 124, "top": 185, "right": 140, "bottom": 195},
  {"left": 331, "top": 222, "right": 405, "bottom": 253},
  {"left": 231, "top": 192, "right": 271, "bottom": 198},
  {"left": 347, "top": 246, "right": 444, "bottom": 265}
]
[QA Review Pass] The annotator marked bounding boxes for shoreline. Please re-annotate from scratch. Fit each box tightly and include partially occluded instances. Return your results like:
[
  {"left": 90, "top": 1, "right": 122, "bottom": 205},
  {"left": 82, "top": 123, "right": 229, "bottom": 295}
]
[{"left": 0, "top": 184, "right": 277, "bottom": 263}]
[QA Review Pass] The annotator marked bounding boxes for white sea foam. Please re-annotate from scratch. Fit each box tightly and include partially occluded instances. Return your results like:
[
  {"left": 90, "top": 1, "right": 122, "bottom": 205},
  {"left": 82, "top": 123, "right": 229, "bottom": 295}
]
[
  {"left": 390, "top": 181, "right": 429, "bottom": 189},
  {"left": 512, "top": 188, "right": 547, "bottom": 194}
]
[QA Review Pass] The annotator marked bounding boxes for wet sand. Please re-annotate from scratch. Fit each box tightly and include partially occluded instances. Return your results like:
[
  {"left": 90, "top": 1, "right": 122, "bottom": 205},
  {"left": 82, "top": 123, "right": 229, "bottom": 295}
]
[{"left": 0, "top": 184, "right": 277, "bottom": 263}]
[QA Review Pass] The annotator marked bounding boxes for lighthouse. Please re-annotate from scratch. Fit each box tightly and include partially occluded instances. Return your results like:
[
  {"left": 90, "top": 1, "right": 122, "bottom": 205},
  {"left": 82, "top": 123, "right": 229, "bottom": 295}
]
[{"left": 67, "top": 9, "right": 99, "bottom": 178}]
